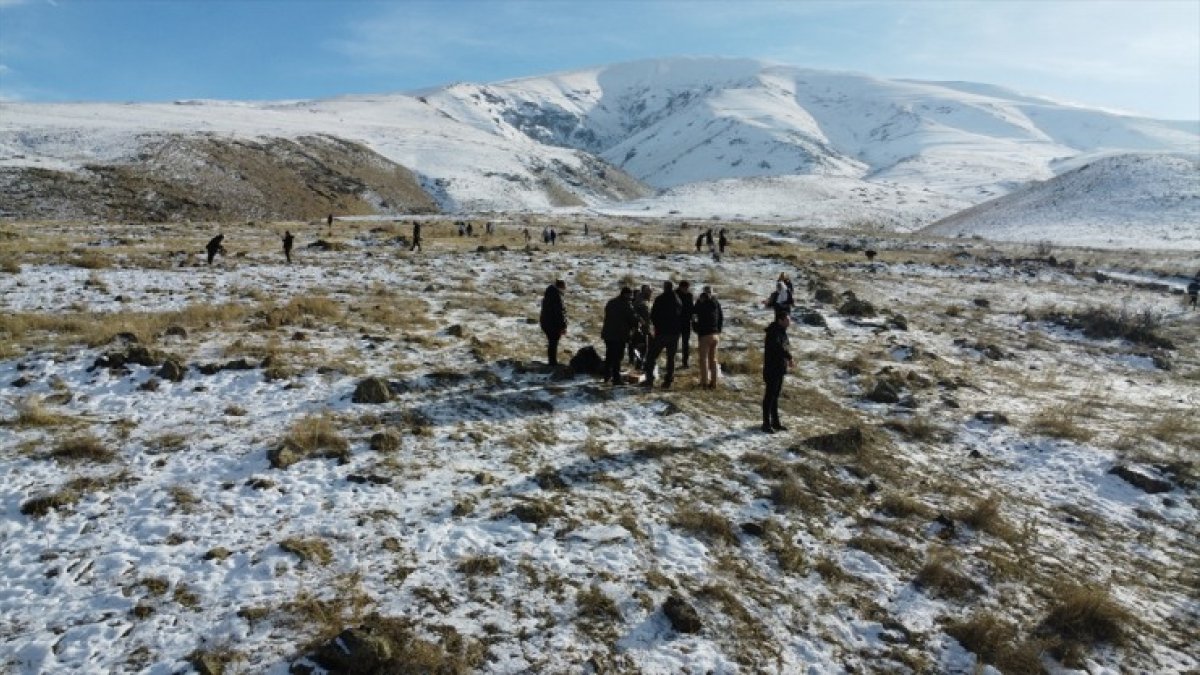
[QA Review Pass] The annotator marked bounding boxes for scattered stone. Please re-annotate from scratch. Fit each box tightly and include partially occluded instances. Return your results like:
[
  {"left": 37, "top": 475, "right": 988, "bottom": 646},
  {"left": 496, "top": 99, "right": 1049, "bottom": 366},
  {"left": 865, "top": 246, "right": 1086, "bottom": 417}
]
[
  {"left": 968, "top": 448, "right": 983, "bottom": 459},
  {"left": 663, "top": 596, "right": 702, "bottom": 634},
  {"left": 157, "top": 358, "right": 186, "bottom": 382},
  {"left": 352, "top": 377, "right": 392, "bottom": 404},
  {"left": 740, "top": 522, "right": 765, "bottom": 537},
  {"left": 1108, "top": 465, "right": 1172, "bottom": 494},
  {"left": 222, "top": 358, "right": 254, "bottom": 371},
  {"left": 11, "top": 375, "right": 30, "bottom": 387},
  {"left": 245, "top": 477, "right": 275, "bottom": 490},
  {"left": 887, "top": 314, "right": 909, "bottom": 331},
  {"left": 138, "top": 378, "right": 161, "bottom": 392},
  {"left": 314, "top": 627, "right": 394, "bottom": 674},
  {"left": 44, "top": 392, "right": 72, "bottom": 405},
  {"left": 974, "top": 411, "right": 1009, "bottom": 425},
  {"left": 164, "top": 325, "right": 188, "bottom": 339},
  {"left": 799, "top": 310, "right": 827, "bottom": 327},
  {"left": 838, "top": 295, "right": 877, "bottom": 317},
  {"left": 347, "top": 474, "right": 391, "bottom": 485},
  {"left": 813, "top": 287, "right": 836, "bottom": 304},
  {"left": 446, "top": 324, "right": 466, "bottom": 338},
  {"left": 291, "top": 331, "right": 307, "bottom": 341},
  {"left": 369, "top": 429, "right": 402, "bottom": 453},
  {"left": 973, "top": 298, "right": 991, "bottom": 308},
  {"left": 800, "top": 426, "right": 865, "bottom": 454},
  {"left": 865, "top": 381, "right": 901, "bottom": 404},
  {"left": 204, "top": 547, "right": 232, "bottom": 561}
]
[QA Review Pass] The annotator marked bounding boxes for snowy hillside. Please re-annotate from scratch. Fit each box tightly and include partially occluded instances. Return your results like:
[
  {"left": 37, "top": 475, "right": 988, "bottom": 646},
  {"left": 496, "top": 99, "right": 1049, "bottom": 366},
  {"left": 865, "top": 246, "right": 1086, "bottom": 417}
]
[
  {"left": 921, "top": 154, "right": 1200, "bottom": 249},
  {"left": 0, "top": 57, "right": 1196, "bottom": 233}
]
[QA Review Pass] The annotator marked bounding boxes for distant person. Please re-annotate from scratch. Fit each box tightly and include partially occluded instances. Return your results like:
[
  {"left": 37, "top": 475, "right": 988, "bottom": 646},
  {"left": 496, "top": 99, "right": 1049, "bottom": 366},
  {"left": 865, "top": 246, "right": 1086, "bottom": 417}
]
[
  {"left": 466, "top": 222, "right": 474, "bottom": 237},
  {"left": 282, "top": 230, "right": 294, "bottom": 264},
  {"left": 766, "top": 273, "right": 794, "bottom": 312},
  {"left": 458, "top": 222, "right": 466, "bottom": 237},
  {"left": 694, "top": 286, "right": 724, "bottom": 389},
  {"left": 695, "top": 232, "right": 705, "bottom": 253},
  {"left": 705, "top": 229, "right": 714, "bottom": 250},
  {"left": 601, "top": 286, "right": 637, "bottom": 385},
  {"left": 1188, "top": 278, "right": 1199, "bottom": 309},
  {"left": 205, "top": 234, "right": 225, "bottom": 265},
  {"left": 676, "top": 280, "right": 695, "bottom": 369},
  {"left": 539, "top": 279, "right": 567, "bottom": 367},
  {"left": 542, "top": 226, "right": 550, "bottom": 244},
  {"left": 549, "top": 227, "right": 558, "bottom": 245},
  {"left": 524, "top": 228, "right": 531, "bottom": 244},
  {"left": 584, "top": 222, "right": 589, "bottom": 236},
  {"left": 642, "top": 281, "right": 682, "bottom": 389},
  {"left": 411, "top": 221, "right": 422, "bottom": 252},
  {"left": 762, "top": 307, "right": 793, "bottom": 433},
  {"left": 718, "top": 228, "right": 728, "bottom": 255},
  {"left": 326, "top": 213, "right": 334, "bottom": 228}
]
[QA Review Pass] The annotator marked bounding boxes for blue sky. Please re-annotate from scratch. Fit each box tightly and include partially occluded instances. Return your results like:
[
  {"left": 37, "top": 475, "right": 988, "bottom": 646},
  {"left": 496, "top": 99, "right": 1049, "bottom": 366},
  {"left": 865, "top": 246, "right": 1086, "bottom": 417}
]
[{"left": 1, "top": 0, "right": 1197, "bottom": 119}]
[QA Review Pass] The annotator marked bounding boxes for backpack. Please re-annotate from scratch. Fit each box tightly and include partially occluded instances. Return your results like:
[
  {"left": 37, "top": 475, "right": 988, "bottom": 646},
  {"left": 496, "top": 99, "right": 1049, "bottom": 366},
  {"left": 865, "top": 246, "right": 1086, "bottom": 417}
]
[{"left": 569, "top": 346, "right": 605, "bottom": 376}]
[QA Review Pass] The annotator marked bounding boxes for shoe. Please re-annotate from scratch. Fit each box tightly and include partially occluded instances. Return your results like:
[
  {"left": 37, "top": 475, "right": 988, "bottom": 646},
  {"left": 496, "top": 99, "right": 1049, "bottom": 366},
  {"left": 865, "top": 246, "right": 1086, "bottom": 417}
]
[
  {"left": 761, "top": 425, "right": 775, "bottom": 434},
  {"left": 772, "top": 424, "right": 788, "bottom": 432}
]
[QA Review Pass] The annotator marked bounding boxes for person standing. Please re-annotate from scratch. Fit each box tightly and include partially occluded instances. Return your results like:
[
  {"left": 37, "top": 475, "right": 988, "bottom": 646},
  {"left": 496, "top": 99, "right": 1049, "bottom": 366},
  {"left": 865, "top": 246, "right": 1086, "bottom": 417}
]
[
  {"left": 410, "top": 221, "right": 422, "bottom": 252},
  {"left": 718, "top": 228, "right": 728, "bottom": 255},
  {"left": 539, "top": 279, "right": 567, "bottom": 367},
  {"left": 762, "top": 307, "right": 794, "bottom": 433},
  {"left": 549, "top": 227, "right": 558, "bottom": 245},
  {"left": 695, "top": 232, "right": 705, "bottom": 253},
  {"left": 282, "top": 230, "right": 294, "bottom": 264},
  {"left": 326, "top": 213, "right": 334, "bottom": 228},
  {"left": 642, "top": 281, "right": 682, "bottom": 389},
  {"left": 1188, "top": 278, "right": 1199, "bottom": 309},
  {"left": 676, "top": 280, "right": 695, "bottom": 368},
  {"left": 629, "top": 284, "right": 652, "bottom": 369},
  {"left": 205, "top": 233, "right": 225, "bottom": 265},
  {"left": 694, "top": 286, "right": 724, "bottom": 389},
  {"left": 601, "top": 287, "right": 637, "bottom": 385}
]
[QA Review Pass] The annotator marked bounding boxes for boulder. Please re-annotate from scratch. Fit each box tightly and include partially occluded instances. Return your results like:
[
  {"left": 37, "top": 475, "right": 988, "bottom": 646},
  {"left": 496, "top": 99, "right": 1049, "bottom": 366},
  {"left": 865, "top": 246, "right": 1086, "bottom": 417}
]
[
  {"left": 801, "top": 426, "right": 865, "bottom": 454},
  {"left": 1108, "top": 465, "right": 1172, "bottom": 494},
  {"left": 974, "top": 411, "right": 1009, "bottom": 425},
  {"left": 369, "top": 429, "right": 402, "bottom": 453},
  {"left": 865, "top": 381, "right": 901, "bottom": 404},
  {"left": 838, "top": 296, "right": 877, "bottom": 317},
  {"left": 158, "top": 358, "right": 186, "bottom": 382},
  {"left": 663, "top": 596, "right": 702, "bottom": 634},
  {"left": 799, "top": 310, "right": 827, "bottom": 328},
  {"left": 352, "top": 377, "right": 392, "bottom": 404},
  {"left": 315, "top": 627, "right": 394, "bottom": 674}
]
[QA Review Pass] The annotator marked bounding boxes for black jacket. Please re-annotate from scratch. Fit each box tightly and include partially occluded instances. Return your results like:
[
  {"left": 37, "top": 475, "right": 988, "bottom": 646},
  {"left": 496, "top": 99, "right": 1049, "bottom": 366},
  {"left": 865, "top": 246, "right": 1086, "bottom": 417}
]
[
  {"left": 539, "top": 285, "right": 566, "bottom": 332},
  {"left": 693, "top": 296, "right": 723, "bottom": 336},
  {"left": 601, "top": 295, "right": 637, "bottom": 342},
  {"left": 206, "top": 235, "right": 224, "bottom": 255},
  {"left": 676, "top": 289, "right": 695, "bottom": 334},
  {"left": 763, "top": 321, "right": 791, "bottom": 377},
  {"left": 650, "top": 290, "right": 682, "bottom": 335}
]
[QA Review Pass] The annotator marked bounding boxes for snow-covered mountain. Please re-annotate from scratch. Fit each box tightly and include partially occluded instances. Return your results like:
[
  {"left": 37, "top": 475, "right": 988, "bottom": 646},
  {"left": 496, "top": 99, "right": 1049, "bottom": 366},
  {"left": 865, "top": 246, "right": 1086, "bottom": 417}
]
[
  {"left": 1, "top": 57, "right": 1196, "bottom": 236},
  {"left": 921, "top": 153, "right": 1200, "bottom": 249}
]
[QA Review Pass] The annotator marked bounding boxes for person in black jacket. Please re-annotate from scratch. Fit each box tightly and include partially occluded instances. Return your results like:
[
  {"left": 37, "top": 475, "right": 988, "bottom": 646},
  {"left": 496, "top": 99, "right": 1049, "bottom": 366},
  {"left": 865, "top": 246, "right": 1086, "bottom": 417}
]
[
  {"left": 676, "top": 280, "right": 695, "bottom": 368},
  {"left": 694, "top": 286, "right": 724, "bottom": 388},
  {"left": 1189, "top": 278, "right": 1199, "bottom": 309},
  {"left": 410, "top": 221, "right": 422, "bottom": 252},
  {"left": 205, "top": 234, "right": 225, "bottom": 265},
  {"left": 642, "top": 281, "right": 682, "bottom": 388},
  {"left": 629, "top": 284, "right": 652, "bottom": 368},
  {"left": 762, "top": 307, "right": 793, "bottom": 433},
  {"left": 718, "top": 229, "right": 728, "bottom": 254},
  {"left": 282, "top": 230, "right": 294, "bottom": 264},
  {"left": 601, "top": 287, "right": 637, "bottom": 385},
  {"left": 695, "top": 232, "right": 705, "bottom": 253},
  {"left": 539, "top": 280, "right": 567, "bottom": 367}
]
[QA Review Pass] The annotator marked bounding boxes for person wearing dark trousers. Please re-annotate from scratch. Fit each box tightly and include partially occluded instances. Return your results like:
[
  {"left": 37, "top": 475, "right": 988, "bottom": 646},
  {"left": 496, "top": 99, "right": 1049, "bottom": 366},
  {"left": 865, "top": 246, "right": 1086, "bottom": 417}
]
[
  {"left": 1188, "top": 279, "right": 1199, "bottom": 309},
  {"left": 762, "top": 307, "right": 793, "bottom": 433},
  {"left": 539, "top": 280, "right": 567, "bottom": 367},
  {"left": 629, "top": 285, "right": 652, "bottom": 368},
  {"left": 676, "top": 280, "right": 695, "bottom": 368},
  {"left": 601, "top": 287, "right": 637, "bottom": 385},
  {"left": 642, "top": 281, "right": 682, "bottom": 388},
  {"left": 282, "top": 230, "right": 294, "bottom": 264},
  {"left": 410, "top": 221, "right": 422, "bottom": 252}
]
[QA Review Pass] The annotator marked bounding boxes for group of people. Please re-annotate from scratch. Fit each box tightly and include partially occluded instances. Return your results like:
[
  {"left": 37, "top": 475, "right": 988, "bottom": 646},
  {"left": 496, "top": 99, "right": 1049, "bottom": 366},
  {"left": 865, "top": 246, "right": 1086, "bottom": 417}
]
[
  {"left": 693, "top": 228, "right": 729, "bottom": 258},
  {"left": 540, "top": 276, "right": 791, "bottom": 433}
]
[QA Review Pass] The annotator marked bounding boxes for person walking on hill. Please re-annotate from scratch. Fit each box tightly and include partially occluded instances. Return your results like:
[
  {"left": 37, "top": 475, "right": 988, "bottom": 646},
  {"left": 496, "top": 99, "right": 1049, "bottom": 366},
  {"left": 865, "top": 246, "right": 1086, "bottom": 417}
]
[
  {"left": 642, "top": 281, "right": 682, "bottom": 389},
  {"left": 601, "top": 286, "right": 638, "bottom": 385},
  {"left": 410, "top": 221, "right": 422, "bottom": 252},
  {"left": 539, "top": 279, "right": 568, "bottom": 367},
  {"left": 206, "top": 234, "right": 225, "bottom": 265},
  {"left": 762, "top": 307, "right": 794, "bottom": 433},
  {"left": 695, "top": 232, "right": 705, "bottom": 253},
  {"left": 676, "top": 280, "right": 695, "bottom": 368},
  {"left": 694, "top": 286, "right": 724, "bottom": 389},
  {"left": 326, "top": 213, "right": 334, "bottom": 228},
  {"left": 1188, "top": 278, "right": 1199, "bottom": 309},
  {"left": 718, "top": 228, "right": 728, "bottom": 255},
  {"left": 549, "top": 227, "right": 558, "bottom": 245},
  {"left": 282, "top": 230, "right": 294, "bottom": 264}
]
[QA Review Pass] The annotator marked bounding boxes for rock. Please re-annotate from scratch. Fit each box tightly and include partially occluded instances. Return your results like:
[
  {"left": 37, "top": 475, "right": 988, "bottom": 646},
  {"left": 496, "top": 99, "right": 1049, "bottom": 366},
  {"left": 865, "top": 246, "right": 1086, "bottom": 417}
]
[
  {"left": 11, "top": 375, "right": 30, "bottom": 387},
  {"left": 267, "top": 445, "right": 303, "bottom": 470},
  {"left": 204, "top": 547, "right": 231, "bottom": 561},
  {"left": 446, "top": 324, "right": 466, "bottom": 338},
  {"left": 865, "top": 381, "right": 901, "bottom": 404},
  {"left": 164, "top": 325, "right": 188, "bottom": 339},
  {"left": 197, "top": 363, "right": 222, "bottom": 375},
  {"left": 222, "top": 358, "right": 254, "bottom": 371},
  {"left": 187, "top": 652, "right": 226, "bottom": 675},
  {"left": 369, "top": 429, "right": 402, "bottom": 453},
  {"left": 887, "top": 314, "right": 909, "bottom": 331},
  {"left": 814, "top": 287, "right": 836, "bottom": 304},
  {"left": 799, "top": 310, "right": 827, "bottom": 327},
  {"left": 138, "top": 378, "right": 160, "bottom": 392},
  {"left": 314, "top": 627, "right": 395, "bottom": 674},
  {"left": 352, "top": 377, "right": 392, "bottom": 404},
  {"left": 663, "top": 596, "right": 702, "bottom": 634},
  {"left": 113, "top": 331, "right": 140, "bottom": 344},
  {"left": 973, "top": 297, "right": 991, "bottom": 308},
  {"left": 1109, "top": 465, "right": 1172, "bottom": 494},
  {"left": 740, "top": 522, "right": 765, "bottom": 537},
  {"left": 838, "top": 296, "right": 877, "bottom": 317},
  {"left": 157, "top": 358, "right": 186, "bottom": 382},
  {"left": 801, "top": 426, "right": 865, "bottom": 454},
  {"left": 974, "top": 411, "right": 1009, "bottom": 425},
  {"left": 44, "top": 392, "right": 72, "bottom": 405}
]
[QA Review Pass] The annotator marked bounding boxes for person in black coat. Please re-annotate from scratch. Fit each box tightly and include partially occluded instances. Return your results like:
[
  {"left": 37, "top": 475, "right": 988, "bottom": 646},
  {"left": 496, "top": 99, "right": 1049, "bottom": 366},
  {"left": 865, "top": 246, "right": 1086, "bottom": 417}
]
[
  {"left": 695, "top": 232, "right": 705, "bottom": 253},
  {"left": 539, "top": 280, "right": 567, "bottom": 367},
  {"left": 601, "top": 287, "right": 637, "bottom": 384},
  {"left": 676, "top": 280, "right": 695, "bottom": 368},
  {"left": 694, "top": 286, "right": 724, "bottom": 388},
  {"left": 642, "top": 281, "right": 682, "bottom": 388},
  {"left": 1188, "top": 279, "right": 1199, "bottom": 309},
  {"left": 628, "top": 285, "right": 652, "bottom": 368},
  {"left": 762, "top": 307, "right": 793, "bottom": 433},
  {"left": 718, "top": 229, "right": 728, "bottom": 255},
  {"left": 411, "top": 221, "right": 422, "bottom": 252},
  {"left": 205, "top": 234, "right": 225, "bottom": 265},
  {"left": 282, "top": 230, "right": 295, "bottom": 264}
]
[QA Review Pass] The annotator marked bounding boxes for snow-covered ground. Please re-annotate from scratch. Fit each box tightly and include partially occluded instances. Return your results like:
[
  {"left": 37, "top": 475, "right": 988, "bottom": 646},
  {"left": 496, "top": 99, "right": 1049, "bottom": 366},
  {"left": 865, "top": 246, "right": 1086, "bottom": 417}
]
[{"left": 1, "top": 218, "right": 1197, "bottom": 674}]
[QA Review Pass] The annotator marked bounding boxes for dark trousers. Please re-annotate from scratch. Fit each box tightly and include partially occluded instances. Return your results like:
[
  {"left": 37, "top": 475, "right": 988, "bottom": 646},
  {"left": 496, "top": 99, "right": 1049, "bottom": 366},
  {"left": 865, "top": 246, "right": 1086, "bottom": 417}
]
[
  {"left": 284, "top": 248, "right": 292, "bottom": 264},
  {"left": 679, "top": 329, "right": 692, "bottom": 366},
  {"left": 644, "top": 332, "right": 679, "bottom": 384},
  {"left": 605, "top": 339, "right": 626, "bottom": 383},
  {"left": 544, "top": 329, "right": 561, "bottom": 366},
  {"left": 411, "top": 238, "right": 421, "bottom": 252},
  {"left": 763, "top": 371, "right": 784, "bottom": 427}
]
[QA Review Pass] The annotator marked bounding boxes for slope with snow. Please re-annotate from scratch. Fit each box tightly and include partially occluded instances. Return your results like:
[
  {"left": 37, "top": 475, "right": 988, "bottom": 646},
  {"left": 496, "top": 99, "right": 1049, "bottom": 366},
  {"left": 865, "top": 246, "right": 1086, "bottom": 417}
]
[{"left": 921, "top": 153, "right": 1200, "bottom": 249}]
